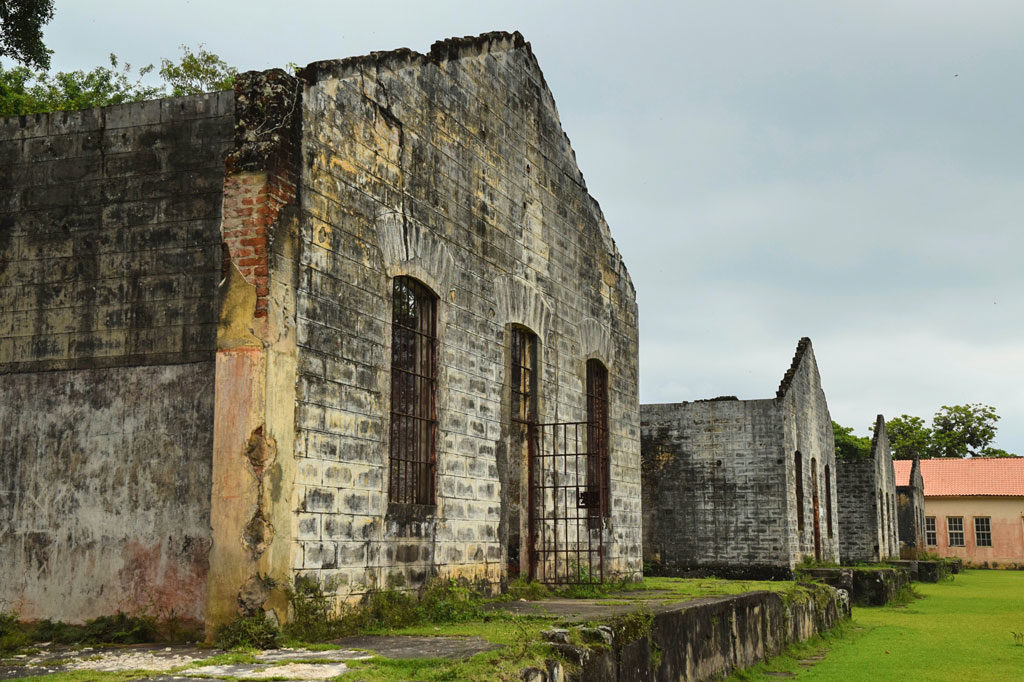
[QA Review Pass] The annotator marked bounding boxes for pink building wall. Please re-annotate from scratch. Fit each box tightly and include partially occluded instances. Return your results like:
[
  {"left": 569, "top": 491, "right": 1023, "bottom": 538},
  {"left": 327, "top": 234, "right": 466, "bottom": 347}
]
[{"left": 923, "top": 496, "right": 1024, "bottom": 567}]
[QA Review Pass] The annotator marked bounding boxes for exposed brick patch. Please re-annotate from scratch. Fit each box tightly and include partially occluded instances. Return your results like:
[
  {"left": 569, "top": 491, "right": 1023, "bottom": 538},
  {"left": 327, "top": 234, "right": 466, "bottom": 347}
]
[
  {"left": 221, "top": 173, "right": 293, "bottom": 317},
  {"left": 221, "top": 69, "right": 301, "bottom": 318}
]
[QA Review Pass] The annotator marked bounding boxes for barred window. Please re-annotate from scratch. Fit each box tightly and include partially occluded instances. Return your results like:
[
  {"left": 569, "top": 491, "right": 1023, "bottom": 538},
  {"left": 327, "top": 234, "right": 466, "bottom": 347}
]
[
  {"left": 974, "top": 517, "right": 992, "bottom": 547},
  {"left": 510, "top": 327, "right": 537, "bottom": 427},
  {"left": 824, "top": 464, "right": 833, "bottom": 537},
  {"left": 586, "top": 359, "right": 610, "bottom": 518},
  {"left": 389, "top": 277, "right": 437, "bottom": 506},
  {"left": 925, "top": 516, "right": 937, "bottom": 546},
  {"left": 795, "top": 451, "right": 804, "bottom": 531},
  {"left": 947, "top": 516, "right": 965, "bottom": 547}
]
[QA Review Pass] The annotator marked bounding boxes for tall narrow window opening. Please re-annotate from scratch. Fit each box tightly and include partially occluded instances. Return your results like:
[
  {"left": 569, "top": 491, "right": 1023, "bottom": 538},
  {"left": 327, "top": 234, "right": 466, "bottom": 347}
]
[
  {"left": 586, "top": 359, "right": 610, "bottom": 519},
  {"left": 824, "top": 464, "right": 833, "bottom": 538},
  {"left": 507, "top": 326, "right": 537, "bottom": 577},
  {"left": 389, "top": 277, "right": 438, "bottom": 506},
  {"left": 795, "top": 451, "right": 804, "bottom": 532},
  {"left": 925, "top": 516, "right": 937, "bottom": 546},
  {"left": 511, "top": 328, "right": 537, "bottom": 428}
]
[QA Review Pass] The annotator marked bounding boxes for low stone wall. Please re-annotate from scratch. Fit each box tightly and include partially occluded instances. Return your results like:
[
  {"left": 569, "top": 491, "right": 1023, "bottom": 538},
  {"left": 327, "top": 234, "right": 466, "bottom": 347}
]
[
  {"left": 521, "top": 585, "right": 848, "bottom": 681},
  {"left": 800, "top": 567, "right": 909, "bottom": 606},
  {"left": 888, "top": 560, "right": 953, "bottom": 583}
]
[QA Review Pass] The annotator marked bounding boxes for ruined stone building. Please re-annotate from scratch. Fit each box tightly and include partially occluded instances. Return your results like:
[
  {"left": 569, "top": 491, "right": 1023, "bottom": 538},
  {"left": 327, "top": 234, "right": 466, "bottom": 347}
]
[
  {"left": 835, "top": 416, "right": 899, "bottom": 563},
  {"left": 640, "top": 338, "right": 840, "bottom": 579},
  {"left": 895, "top": 457, "right": 926, "bottom": 557},
  {"left": 0, "top": 31, "right": 641, "bottom": 630}
]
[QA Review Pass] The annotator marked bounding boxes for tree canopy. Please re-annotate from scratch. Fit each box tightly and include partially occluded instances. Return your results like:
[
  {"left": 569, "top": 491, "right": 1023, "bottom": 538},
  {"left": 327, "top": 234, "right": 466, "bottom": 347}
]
[
  {"left": 0, "top": 45, "right": 236, "bottom": 116},
  {"left": 832, "top": 421, "right": 872, "bottom": 460},
  {"left": 880, "top": 404, "right": 1016, "bottom": 459},
  {"left": 0, "top": 0, "right": 54, "bottom": 70}
]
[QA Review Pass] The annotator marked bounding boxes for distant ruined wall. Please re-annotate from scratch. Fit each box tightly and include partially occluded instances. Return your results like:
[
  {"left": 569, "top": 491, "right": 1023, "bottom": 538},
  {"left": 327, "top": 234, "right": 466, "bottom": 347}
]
[
  {"left": 837, "top": 416, "right": 899, "bottom": 563},
  {"left": 896, "top": 457, "right": 925, "bottom": 556},
  {"left": 776, "top": 338, "right": 840, "bottom": 566},
  {"left": 641, "top": 339, "right": 839, "bottom": 578},
  {"left": 291, "top": 32, "right": 641, "bottom": 595},
  {"left": 641, "top": 399, "right": 788, "bottom": 577},
  {"left": 0, "top": 94, "right": 234, "bottom": 623}
]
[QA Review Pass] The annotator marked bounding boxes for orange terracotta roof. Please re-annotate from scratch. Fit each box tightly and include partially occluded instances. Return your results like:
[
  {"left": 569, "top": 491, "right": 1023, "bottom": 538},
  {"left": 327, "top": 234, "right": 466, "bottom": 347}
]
[{"left": 894, "top": 458, "right": 1024, "bottom": 497}]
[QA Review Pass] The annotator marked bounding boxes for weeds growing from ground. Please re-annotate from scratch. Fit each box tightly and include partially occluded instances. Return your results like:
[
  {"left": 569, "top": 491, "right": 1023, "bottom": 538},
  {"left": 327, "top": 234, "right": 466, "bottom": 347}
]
[{"left": 0, "top": 610, "right": 165, "bottom": 657}]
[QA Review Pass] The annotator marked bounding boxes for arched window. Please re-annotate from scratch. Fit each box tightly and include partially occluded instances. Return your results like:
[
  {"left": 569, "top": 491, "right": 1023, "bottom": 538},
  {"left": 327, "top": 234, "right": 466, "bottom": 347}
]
[
  {"left": 795, "top": 451, "right": 804, "bottom": 532},
  {"left": 389, "top": 277, "right": 437, "bottom": 506},
  {"left": 825, "top": 464, "right": 833, "bottom": 538},
  {"left": 587, "top": 359, "right": 610, "bottom": 518}
]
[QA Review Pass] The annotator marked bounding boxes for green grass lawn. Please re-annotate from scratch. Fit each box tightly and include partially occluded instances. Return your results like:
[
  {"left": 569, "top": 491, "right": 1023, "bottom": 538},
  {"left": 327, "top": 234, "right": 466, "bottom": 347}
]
[{"left": 733, "top": 569, "right": 1024, "bottom": 681}]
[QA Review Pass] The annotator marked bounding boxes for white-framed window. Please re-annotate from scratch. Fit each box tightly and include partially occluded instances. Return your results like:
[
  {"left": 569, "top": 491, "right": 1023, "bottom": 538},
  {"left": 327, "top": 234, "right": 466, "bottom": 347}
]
[
  {"left": 925, "top": 516, "right": 937, "bottom": 546},
  {"left": 947, "top": 516, "right": 965, "bottom": 547},
  {"left": 974, "top": 517, "right": 992, "bottom": 547}
]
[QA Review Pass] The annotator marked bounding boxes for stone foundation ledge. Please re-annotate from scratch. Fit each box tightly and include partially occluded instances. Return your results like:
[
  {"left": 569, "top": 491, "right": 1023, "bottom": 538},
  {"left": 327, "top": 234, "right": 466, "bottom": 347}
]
[
  {"left": 519, "top": 584, "right": 849, "bottom": 682},
  {"left": 800, "top": 566, "right": 911, "bottom": 605}
]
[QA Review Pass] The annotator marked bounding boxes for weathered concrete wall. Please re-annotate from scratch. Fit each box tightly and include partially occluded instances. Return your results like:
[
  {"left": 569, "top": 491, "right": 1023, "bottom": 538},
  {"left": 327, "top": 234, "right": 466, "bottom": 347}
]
[
  {"left": 776, "top": 338, "right": 840, "bottom": 566},
  {"left": 641, "top": 338, "right": 838, "bottom": 578},
  {"left": 641, "top": 398, "right": 789, "bottom": 577},
  {"left": 896, "top": 457, "right": 925, "bottom": 557},
  {"left": 524, "top": 585, "right": 849, "bottom": 682},
  {"left": 837, "top": 416, "right": 899, "bottom": 563},
  {"left": 206, "top": 69, "right": 303, "bottom": 631},
  {"left": 290, "top": 32, "right": 640, "bottom": 596},
  {"left": 0, "top": 93, "right": 234, "bottom": 623}
]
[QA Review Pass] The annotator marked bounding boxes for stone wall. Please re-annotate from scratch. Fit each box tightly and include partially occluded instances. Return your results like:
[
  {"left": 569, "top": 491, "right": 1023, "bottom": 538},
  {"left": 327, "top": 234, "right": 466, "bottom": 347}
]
[
  {"left": 290, "top": 32, "right": 640, "bottom": 596},
  {"left": 0, "top": 93, "right": 234, "bottom": 623},
  {"left": 641, "top": 338, "right": 838, "bottom": 579},
  {"left": 641, "top": 398, "right": 789, "bottom": 577},
  {"left": 896, "top": 457, "right": 925, "bottom": 557},
  {"left": 1, "top": 31, "right": 642, "bottom": 627},
  {"left": 836, "top": 416, "right": 900, "bottom": 562},
  {"left": 523, "top": 584, "right": 849, "bottom": 682},
  {"left": 776, "top": 338, "right": 841, "bottom": 565}
]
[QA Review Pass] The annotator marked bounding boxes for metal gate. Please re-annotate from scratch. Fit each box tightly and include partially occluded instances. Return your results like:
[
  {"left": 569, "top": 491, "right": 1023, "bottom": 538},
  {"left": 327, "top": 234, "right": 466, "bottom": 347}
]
[{"left": 527, "top": 421, "right": 605, "bottom": 585}]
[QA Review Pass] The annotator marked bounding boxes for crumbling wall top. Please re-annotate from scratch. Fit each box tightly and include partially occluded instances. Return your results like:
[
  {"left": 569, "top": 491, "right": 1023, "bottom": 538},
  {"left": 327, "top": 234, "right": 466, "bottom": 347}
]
[
  {"left": 776, "top": 337, "right": 813, "bottom": 399},
  {"left": 298, "top": 30, "right": 532, "bottom": 85}
]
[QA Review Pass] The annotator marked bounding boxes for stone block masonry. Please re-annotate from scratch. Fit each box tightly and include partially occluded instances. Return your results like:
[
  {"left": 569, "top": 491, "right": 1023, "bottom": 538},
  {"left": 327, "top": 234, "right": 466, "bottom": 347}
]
[
  {"left": 1, "top": 31, "right": 642, "bottom": 630},
  {"left": 290, "top": 31, "right": 641, "bottom": 598},
  {"left": 641, "top": 338, "right": 840, "bottom": 579},
  {"left": 836, "top": 415, "right": 899, "bottom": 563}
]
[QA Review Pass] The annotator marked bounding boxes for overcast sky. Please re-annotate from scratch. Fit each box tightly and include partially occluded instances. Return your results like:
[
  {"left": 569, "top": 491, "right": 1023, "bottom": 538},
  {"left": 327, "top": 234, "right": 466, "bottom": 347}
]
[{"left": 39, "top": 1, "right": 1024, "bottom": 452}]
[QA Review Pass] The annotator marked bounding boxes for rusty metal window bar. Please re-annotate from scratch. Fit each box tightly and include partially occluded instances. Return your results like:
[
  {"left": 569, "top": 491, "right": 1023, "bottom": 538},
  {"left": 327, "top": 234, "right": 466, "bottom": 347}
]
[
  {"left": 925, "top": 516, "right": 937, "bottom": 546},
  {"left": 389, "top": 277, "right": 437, "bottom": 506},
  {"left": 528, "top": 421, "right": 604, "bottom": 585},
  {"left": 586, "top": 359, "right": 610, "bottom": 519},
  {"left": 511, "top": 327, "right": 537, "bottom": 427},
  {"left": 795, "top": 451, "right": 804, "bottom": 531},
  {"left": 947, "top": 516, "right": 964, "bottom": 547},
  {"left": 974, "top": 517, "right": 992, "bottom": 547},
  {"left": 824, "top": 464, "right": 833, "bottom": 537}
]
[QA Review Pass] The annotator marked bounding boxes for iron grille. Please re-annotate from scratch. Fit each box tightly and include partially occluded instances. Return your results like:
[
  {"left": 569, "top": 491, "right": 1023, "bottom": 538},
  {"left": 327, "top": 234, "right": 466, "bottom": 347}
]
[
  {"left": 528, "top": 421, "right": 605, "bottom": 585},
  {"left": 389, "top": 277, "right": 437, "bottom": 506},
  {"left": 586, "top": 360, "right": 610, "bottom": 519}
]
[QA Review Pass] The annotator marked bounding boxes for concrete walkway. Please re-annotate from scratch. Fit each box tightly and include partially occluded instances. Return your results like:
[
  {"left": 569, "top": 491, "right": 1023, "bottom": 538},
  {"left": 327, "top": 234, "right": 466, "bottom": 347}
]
[{"left": 0, "top": 636, "right": 500, "bottom": 680}]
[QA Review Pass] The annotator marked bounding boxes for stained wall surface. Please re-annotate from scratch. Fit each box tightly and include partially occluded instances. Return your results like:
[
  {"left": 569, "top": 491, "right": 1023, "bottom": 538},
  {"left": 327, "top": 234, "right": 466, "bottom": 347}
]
[
  {"left": 0, "top": 93, "right": 234, "bottom": 622},
  {"left": 896, "top": 458, "right": 926, "bottom": 556},
  {"left": 641, "top": 338, "right": 839, "bottom": 578},
  {"left": 776, "top": 339, "right": 841, "bottom": 565},
  {"left": 837, "top": 417, "right": 899, "bottom": 563},
  {"left": 641, "top": 398, "right": 788, "bottom": 576},
  {"left": 290, "top": 32, "right": 641, "bottom": 594}
]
